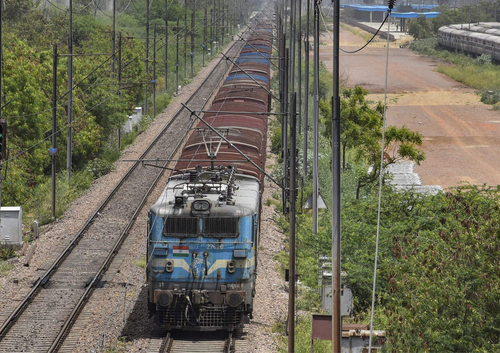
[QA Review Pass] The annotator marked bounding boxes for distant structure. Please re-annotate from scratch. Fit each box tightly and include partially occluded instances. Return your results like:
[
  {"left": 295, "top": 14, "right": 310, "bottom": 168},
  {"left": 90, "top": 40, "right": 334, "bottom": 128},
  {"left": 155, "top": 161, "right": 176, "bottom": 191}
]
[
  {"left": 122, "top": 107, "right": 142, "bottom": 134},
  {"left": 341, "top": 4, "right": 440, "bottom": 33},
  {"left": 438, "top": 22, "right": 500, "bottom": 62}
]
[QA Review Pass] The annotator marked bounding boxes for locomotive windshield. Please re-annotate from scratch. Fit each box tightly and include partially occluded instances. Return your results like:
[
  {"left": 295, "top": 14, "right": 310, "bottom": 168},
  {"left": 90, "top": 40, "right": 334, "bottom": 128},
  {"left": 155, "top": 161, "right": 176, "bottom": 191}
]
[{"left": 163, "top": 216, "right": 239, "bottom": 237}]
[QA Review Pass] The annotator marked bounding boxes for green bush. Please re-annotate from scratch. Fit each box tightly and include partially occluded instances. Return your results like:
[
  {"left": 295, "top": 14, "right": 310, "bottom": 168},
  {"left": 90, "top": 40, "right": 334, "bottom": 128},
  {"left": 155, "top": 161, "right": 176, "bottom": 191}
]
[
  {"left": 480, "top": 89, "right": 500, "bottom": 105},
  {"left": 473, "top": 54, "right": 492, "bottom": 65},
  {"left": 155, "top": 92, "right": 172, "bottom": 114},
  {"left": 0, "top": 245, "right": 16, "bottom": 261},
  {"left": 86, "top": 157, "right": 115, "bottom": 179},
  {"left": 270, "top": 124, "right": 282, "bottom": 156},
  {"left": 276, "top": 314, "right": 332, "bottom": 353}
]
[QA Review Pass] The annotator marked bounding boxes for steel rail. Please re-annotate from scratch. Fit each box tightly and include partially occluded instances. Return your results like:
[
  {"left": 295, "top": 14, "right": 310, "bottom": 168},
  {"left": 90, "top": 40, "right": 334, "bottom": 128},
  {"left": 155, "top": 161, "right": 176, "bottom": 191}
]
[{"left": 160, "top": 332, "right": 172, "bottom": 353}]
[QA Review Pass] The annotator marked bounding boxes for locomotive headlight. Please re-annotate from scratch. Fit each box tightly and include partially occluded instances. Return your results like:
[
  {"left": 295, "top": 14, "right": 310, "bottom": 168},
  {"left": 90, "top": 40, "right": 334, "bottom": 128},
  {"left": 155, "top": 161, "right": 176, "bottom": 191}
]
[
  {"left": 155, "top": 290, "right": 173, "bottom": 307},
  {"left": 227, "top": 260, "right": 236, "bottom": 274},
  {"left": 191, "top": 200, "right": 211, "bottom": 215},
  {"left": 165, "top": 260, "right": 174, "bottom": 273},
  {"left": 192, "top": 200, "right": 210, "bottom": 211},
  {"left": 226, "top": 291, "right": 244, "bottom": 308}
]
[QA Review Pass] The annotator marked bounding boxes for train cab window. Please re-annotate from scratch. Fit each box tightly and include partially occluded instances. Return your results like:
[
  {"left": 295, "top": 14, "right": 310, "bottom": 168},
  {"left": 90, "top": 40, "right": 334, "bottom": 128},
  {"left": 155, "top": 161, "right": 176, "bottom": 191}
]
[
  {"left": 164, "top": 217, "right": 198, "bottom": 237},
  {"left": 203, "top": 218, "right": 239, "bottom": 237}
]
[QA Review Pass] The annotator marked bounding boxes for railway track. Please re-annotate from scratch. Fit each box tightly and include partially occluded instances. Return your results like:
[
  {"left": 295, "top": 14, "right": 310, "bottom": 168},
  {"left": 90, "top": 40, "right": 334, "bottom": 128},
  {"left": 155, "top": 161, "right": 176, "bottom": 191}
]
[
  {"left": 155, "top": 329, "right": 249, "bottom": 353},
  {"left": 0, "top": 31, "right": 249, "bottom": 353}
]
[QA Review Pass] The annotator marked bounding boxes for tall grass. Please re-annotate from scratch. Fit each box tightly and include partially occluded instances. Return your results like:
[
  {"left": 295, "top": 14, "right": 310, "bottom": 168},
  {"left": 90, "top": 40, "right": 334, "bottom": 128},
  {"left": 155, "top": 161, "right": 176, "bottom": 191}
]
[{"left": 410, "top": 38, "right": 500, "bottom": 105}]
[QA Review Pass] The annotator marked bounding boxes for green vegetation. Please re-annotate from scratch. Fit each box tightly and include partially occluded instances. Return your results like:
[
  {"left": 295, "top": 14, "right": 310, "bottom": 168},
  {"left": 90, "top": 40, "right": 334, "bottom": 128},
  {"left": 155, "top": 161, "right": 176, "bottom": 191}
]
[
  {"left": 0, "top": 245, "right": 16, "bottom": 262},
  {"left": 136, "top": 256, "right": 147, "bottom": 269},
  {"left": 271, "top": 55, "right": 500, "bottom": 351}
]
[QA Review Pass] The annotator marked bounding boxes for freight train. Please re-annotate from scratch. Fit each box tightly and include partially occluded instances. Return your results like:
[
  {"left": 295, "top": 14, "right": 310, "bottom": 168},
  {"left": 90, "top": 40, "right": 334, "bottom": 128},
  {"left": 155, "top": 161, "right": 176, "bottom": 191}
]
[
  {"left": 146, "top": 16, "right": 273, "bottom": 331},
  {"left": 438, "top": 22, "right": 500, "bottom": 62}
]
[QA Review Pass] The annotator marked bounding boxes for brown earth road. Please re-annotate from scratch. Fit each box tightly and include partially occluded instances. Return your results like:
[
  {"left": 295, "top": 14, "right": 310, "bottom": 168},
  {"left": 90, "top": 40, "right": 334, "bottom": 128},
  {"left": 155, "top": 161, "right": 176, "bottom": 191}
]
[{"left": 319, "top": 27, "right": 500, "bottom": 189}]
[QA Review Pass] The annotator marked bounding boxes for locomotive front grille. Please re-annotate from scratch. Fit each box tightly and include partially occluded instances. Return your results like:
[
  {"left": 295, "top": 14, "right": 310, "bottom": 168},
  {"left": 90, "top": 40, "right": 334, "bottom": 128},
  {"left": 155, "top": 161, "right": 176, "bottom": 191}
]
[{"left": 158, "top": 305, "right": 243, "bottom": 329}]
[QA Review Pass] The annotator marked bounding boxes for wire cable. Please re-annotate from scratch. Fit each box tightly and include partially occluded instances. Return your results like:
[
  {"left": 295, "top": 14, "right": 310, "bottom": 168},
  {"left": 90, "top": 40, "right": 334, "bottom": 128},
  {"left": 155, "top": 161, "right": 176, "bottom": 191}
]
[
  {"left": 319, "top": 6, "right": 390, "bottom": 54},
  {"left": 91, "top": 0, "right": 112, "bottom": 18},
  {"left": 368, "top": 5, "right": 395, "bottom": 351},
  {"left": 40, "top": 0, "right": 67, "bottom": 12}
]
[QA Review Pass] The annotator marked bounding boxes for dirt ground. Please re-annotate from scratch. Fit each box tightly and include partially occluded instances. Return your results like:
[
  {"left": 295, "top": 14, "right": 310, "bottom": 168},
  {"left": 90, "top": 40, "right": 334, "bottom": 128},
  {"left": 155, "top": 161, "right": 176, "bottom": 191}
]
[{"left": 319, "top": 27, "right": 500, "bottom": 189}]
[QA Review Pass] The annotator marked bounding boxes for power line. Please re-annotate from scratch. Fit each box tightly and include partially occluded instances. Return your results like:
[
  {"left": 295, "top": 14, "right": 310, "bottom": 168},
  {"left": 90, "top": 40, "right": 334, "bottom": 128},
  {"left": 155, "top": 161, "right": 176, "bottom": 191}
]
[{"left": 318, "top": 6, "right": 390, "bottom": 54}]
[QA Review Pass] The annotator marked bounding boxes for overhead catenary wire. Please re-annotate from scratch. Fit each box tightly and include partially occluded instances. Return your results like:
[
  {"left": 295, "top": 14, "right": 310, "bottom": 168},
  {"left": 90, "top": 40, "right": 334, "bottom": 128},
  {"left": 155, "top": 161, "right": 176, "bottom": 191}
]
[{"left": 40, "top": 0, "right": 67, "bottom": 12}]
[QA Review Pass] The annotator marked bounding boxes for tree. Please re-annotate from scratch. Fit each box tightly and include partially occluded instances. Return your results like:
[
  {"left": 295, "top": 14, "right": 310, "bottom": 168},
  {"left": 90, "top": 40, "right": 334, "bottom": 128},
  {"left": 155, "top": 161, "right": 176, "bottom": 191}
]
[
  {"left": 320, "top": 86, "right": 383, "bottom": 170},
  {"left": 320, "top": 85, "right": 425, "bottom": 199},
  {"left": 408, "top": 17, "right": 433, "bottom": 40},
  {"left": 379, "top": 185, "right": 500, "bottom": 351},
  {"left": 354, "top": 125, "right": 425, "bottom": 199}
]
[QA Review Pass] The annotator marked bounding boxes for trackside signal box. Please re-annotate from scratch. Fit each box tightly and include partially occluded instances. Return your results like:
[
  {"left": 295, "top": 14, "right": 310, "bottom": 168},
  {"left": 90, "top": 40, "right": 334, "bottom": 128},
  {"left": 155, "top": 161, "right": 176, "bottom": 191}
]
[{"left": 0, "top": 206, "right": 23, "bottom": 246}]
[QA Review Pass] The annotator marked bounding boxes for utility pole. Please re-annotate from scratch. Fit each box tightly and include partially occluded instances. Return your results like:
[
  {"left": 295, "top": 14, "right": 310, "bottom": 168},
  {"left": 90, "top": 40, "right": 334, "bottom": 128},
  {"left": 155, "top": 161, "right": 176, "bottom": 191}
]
[
  {"left": 210, "top": 8, "right": 213, "bottom": 56},
  {"left": 112, "top": 0, "right": 116, "bottom": 75},
  {"left": 303, "top": 0, "right": 310, "bottom": 178},
  {"left": 297, "top": 0, "right": 302, "bottom": 133},
  {"left": 176, "top": 18, "right": 180, "bottom": 95},
  {"left": 288, "top": 92, "right": 298, "bottom": 353},
  {"left": 221, "top": 0, "right": 225, "bottom": 46},
  {"left": 52, "top": 45, "right": 58, "bottom": 219},
  {"left": 0, "top": 0, "right": 3, "bottom": 228},
  {"left": 312, "top": 0, "right": 320, "bottom": 235},
  {"left": 118, "top": 32, "right": 122, "bottom": 93},
  {"left": 165, "top": 0, "right": 169, "bottom": 91},
  {"left": 184, "top": 0, "right": 187, "bottom": 79},
  {"left": 203, "top": 6, "right": 207, "bottom": 66},
  {"left": 191, "top": 0, "right": 195, "bottom": 78},
  {"left": 290, "top": 0, "right": 296, "bottom": 95},
  {"left": 282, "top": 48, "right": 289, "bottom": 213},
  {"left": 118, "top": 32, "right": 122, "bottom": 150},
  {"left": 153, "top": 23, "right": 157, "bottom": 118},
  {"left": 331, "top": 0, "right": 342, "bottom": 348},
  {"left": 145, "top": 0, "right": 150, "bottom": 115},
  {"left": 67, "top": 0, "right": 73, "bottom": 181}
]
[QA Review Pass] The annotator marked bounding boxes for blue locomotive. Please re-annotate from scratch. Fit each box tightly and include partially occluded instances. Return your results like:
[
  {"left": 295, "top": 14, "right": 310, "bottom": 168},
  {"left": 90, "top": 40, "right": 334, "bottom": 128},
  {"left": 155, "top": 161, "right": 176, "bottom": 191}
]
[{"left": 147, "top": 166, "right": 260, "bottom": 330}]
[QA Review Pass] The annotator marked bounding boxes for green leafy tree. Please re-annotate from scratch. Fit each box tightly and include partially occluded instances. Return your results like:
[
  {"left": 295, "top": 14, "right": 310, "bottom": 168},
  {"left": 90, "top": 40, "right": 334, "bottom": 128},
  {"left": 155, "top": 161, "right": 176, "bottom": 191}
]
[
  {"left": 2, "top": 34, "right": 54, "bottom": 204},
  {"left": 320, "top": 86, "right": 425, "bottom": 199},
  {"left": 354, "top": 125, "right": 425, "bottom": 199},
  {"left": 320, "top": 86, "right": 383, "bottom": 170},
  {"left": 408, "top": 17, "right": 433, "bottom": 40}
]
